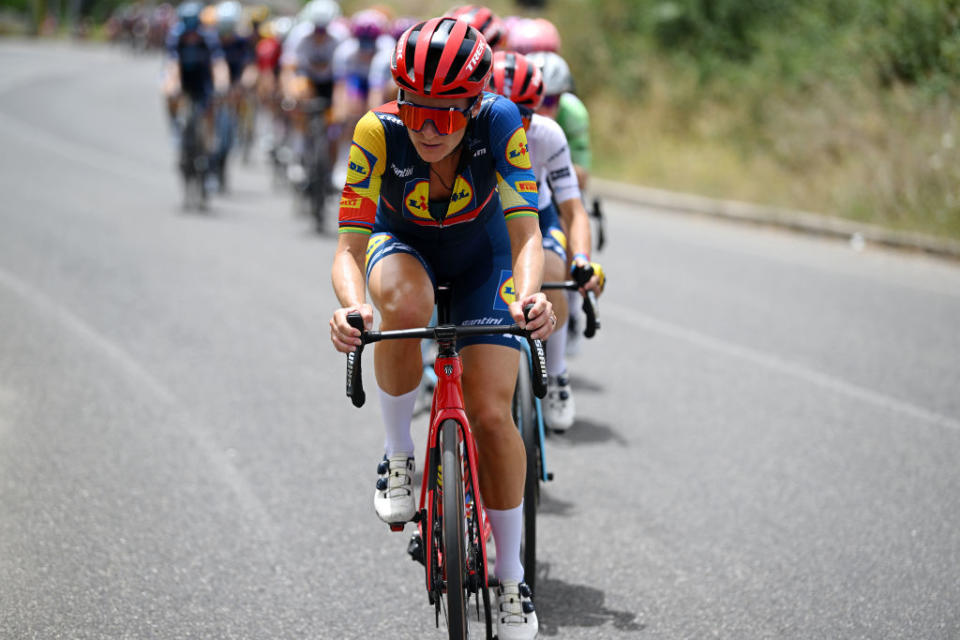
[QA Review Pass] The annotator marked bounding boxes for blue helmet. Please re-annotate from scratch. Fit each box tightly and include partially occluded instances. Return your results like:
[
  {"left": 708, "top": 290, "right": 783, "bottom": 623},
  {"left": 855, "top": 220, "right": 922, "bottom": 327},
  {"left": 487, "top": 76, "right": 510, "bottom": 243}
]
[{"left": 177, "top": 1, "right": 203, "bottom": 31}]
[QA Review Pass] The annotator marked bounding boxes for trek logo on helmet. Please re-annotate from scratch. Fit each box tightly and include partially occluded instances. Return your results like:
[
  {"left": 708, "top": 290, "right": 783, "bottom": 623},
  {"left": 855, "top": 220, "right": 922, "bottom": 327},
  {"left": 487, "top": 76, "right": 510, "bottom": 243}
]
[{"left": 465, "top": 42, "right": 486, "bottom": 73}]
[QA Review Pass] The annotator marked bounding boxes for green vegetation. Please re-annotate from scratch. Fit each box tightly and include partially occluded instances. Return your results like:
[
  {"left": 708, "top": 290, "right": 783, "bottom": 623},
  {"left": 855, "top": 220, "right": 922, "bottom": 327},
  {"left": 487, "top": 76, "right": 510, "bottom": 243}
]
[{"left": 542, "top": 0, "right": 960, "bottom": 239}]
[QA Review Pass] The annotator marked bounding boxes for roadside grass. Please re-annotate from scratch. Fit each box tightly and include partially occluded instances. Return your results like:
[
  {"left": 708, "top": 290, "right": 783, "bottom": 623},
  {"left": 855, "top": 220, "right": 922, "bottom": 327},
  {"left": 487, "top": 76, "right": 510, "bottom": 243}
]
[{"left": 591, "top": 67, "right": 960, "bottom": 242}]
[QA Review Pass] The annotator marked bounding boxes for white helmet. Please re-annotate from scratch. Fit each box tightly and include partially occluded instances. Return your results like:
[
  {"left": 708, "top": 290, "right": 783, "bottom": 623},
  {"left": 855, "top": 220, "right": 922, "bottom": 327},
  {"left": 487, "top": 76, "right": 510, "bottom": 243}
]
[
  {"left": 215, "top": 0, "right": 242, "bottom": 33},
  {"left": 271, "top": 15, "right": 294, "bottom": 41},
  {"left": 526, "top": 51, "right": 573, "bottom": 95},
  {"left": 299, "top": 0, "right": 340, "bottom": 29}
]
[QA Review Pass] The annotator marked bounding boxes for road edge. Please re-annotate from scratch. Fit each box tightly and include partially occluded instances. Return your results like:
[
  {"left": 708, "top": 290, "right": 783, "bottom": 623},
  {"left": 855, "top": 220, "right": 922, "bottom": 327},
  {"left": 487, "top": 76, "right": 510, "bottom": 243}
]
[{"left": 591, "top": 178, "right": 960, "bottom": 261}]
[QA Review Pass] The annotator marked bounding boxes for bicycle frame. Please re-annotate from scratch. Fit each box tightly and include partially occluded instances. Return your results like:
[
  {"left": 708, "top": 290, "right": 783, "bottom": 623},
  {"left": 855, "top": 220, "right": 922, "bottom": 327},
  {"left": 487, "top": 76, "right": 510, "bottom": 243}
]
[{"left": 420, "top": 347, "right": 489, "bottom": 595}]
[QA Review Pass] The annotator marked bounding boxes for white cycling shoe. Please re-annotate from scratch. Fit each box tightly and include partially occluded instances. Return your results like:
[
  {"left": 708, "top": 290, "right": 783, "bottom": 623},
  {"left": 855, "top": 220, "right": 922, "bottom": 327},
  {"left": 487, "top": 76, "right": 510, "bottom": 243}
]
[
  {"left": 374, "top": 454, "right": 416, "bottom": 525},
  {"left": 544, "top": 372, "right": 575, "bottom": 432},
  {"left": 496, "top": 580, "right": 538, "bottom": 640}
]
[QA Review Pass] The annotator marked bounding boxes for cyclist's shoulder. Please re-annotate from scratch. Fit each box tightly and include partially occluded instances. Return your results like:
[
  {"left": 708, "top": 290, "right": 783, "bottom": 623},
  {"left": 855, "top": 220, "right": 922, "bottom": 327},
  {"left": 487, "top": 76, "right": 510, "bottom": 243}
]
[
  {"left": 528, "top": 113, "right": 566, "bottom": 144},
  {"left": 351, "top": 108, "right": 391, "bottom": 157},
  {"left": 475, "top": 92, "right": 525, "bottom": 143},
  {"left": 558, "top": 92, "right": 589, "bottom": 121}
]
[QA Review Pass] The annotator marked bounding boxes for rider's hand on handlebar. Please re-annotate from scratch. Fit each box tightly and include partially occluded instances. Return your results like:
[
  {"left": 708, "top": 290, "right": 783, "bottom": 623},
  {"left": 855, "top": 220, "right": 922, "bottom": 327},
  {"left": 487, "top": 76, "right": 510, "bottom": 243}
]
[
  {"left": 571, "top": 258, "right": 605, "bottom": 296},
  {"left": 510, "top": 292, "right": 554, "bottom": 341},
  {"left": 330, "top": 303, "right": 374, "bottom": 353}
]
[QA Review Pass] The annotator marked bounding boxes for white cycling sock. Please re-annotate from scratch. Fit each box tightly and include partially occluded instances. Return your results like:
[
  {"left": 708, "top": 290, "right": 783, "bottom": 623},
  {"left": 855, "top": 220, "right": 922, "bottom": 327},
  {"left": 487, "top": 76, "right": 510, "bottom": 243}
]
[
  {"left": 486, "top": 503, "right": 525, "bottom": 583},
  {"left": 379, "top": 387, "right": 418, "bottom": 457},
  {"left": 545, "top": 320, "right": 568, "bottom": 378}
]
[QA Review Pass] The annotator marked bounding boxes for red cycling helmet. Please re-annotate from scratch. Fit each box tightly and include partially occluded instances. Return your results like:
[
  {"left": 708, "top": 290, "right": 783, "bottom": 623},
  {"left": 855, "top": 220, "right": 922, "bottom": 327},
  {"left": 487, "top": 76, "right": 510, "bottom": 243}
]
[
  {"left": 392, "top": 17, "right": 493, "bottom": 98},
  {"left": 490, "top": 50, "right": 543, "bottom": 110},
  {"left": 446, "top": 5, "right": 504, "bottom": 49},
  {"left": 508, "top": 17, "right": 561, "bottom": 54}
]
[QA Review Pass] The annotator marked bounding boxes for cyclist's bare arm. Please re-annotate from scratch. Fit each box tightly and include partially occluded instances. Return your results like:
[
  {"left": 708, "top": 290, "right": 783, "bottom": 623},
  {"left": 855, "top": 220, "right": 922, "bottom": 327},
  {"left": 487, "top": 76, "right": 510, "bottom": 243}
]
[
  {"left": 506, "top": 216, "right": 553, "bottom": 340},
  {"left": 574, "top": 164, "right": 589, "bottom": 191},
  {"left": 556, "top": 196, "right": 602, "bottom": 294},
  {"left": 330, "top": 232, "right": 373, "bottom": 352}
]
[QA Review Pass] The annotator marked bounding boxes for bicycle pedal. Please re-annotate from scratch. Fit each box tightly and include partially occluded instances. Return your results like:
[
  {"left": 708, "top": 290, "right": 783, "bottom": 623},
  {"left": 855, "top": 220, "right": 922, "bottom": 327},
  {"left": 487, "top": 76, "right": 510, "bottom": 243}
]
[{"left": 407, "top": 533, "right": 425, "bottom": 566}]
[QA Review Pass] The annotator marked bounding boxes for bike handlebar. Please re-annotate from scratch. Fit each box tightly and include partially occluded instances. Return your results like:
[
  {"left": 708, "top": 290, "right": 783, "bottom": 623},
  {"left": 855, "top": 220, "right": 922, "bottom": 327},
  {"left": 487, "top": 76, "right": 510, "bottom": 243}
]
[
  {"left": 541, "top": 268, "right": 601, "bottom": 339},
  {"left": 344, "top": 309, "right": 548, "bottom": 408}
]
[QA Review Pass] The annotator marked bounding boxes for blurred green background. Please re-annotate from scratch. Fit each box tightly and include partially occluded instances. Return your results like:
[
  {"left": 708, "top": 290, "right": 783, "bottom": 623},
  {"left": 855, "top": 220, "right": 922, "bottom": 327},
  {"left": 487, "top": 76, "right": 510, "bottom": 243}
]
[{"left": 5, "top": 0, "right": 960, "bottom": 240}]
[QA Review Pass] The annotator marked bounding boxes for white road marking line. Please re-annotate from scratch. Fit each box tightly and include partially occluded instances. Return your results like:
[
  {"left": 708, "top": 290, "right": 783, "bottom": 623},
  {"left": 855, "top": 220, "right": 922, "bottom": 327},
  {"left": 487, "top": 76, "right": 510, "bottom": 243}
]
[
  {"left": 0, "top": 265, "right": 280, "bottom": 541},
  {"left": 607, "top": 301, "right": 960, "bottom": 431}
]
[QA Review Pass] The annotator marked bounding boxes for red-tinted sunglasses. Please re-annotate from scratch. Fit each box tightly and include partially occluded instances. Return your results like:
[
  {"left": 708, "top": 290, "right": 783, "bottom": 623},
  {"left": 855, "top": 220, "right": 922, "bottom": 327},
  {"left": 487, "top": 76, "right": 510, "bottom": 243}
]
[{"left": 396, "top": 97, "right": 478, "bottom": 135}]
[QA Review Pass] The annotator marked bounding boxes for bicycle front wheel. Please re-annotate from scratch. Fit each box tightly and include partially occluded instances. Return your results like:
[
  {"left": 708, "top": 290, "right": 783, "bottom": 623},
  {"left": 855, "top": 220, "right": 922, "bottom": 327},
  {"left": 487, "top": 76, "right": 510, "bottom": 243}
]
[{"left": 441, "top": 419, "right": 468, "bottom": 639}]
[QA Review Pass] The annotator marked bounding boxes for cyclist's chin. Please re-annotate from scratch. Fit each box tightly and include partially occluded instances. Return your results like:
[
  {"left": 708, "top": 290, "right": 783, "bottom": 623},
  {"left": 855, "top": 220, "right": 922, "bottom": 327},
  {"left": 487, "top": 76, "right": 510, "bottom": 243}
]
[
  {"left": 409, "top": 132, "right": 464, "bottom": 163},
  {"left": 410, "top": 140, "right": 450, "bottom": 163}
]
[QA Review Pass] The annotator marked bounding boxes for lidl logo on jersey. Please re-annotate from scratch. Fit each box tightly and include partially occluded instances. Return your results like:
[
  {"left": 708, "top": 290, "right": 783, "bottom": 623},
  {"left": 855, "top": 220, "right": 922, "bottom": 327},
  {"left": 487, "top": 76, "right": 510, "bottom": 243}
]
[
  {"left": 346, "top": 143, "right": 377, "bottom": 188},
  {"left": 493, "top": 270, "right": 516, "bottom": 311},
  {"left": 505, "top": 128, "right": 531, "bottom": 169},
  {"left": 445, "top": 176, "right": 475, "bottom": 217},
  {"left": 404, "top": 180, "right": 433, "bottom": 220}
]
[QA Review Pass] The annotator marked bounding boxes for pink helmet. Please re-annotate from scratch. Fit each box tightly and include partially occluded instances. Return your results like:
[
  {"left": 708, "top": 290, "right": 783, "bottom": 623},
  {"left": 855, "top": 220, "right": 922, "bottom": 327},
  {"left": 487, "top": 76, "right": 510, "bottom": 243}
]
[
  {"left": 508, "top": 17, "right": 560, "bottom": 54},
  {"left": 446, "top": 5, "right": 505, "bottom": 49}
]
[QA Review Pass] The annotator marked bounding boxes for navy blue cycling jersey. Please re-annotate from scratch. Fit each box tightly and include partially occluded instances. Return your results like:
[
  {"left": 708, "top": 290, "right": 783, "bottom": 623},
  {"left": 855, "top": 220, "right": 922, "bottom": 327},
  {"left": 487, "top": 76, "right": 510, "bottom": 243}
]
[
  {"left": 166, "top": 24, "right": 223, "bottom": 99},
  {"left": 220, "top": 35, "right": 254, "bottom": 85},
  {"left": 338, "top": 92, "right": 539, "bottom": 244},
  {"left": 337, "top": 93, "right": 540, "bottom": 348}
]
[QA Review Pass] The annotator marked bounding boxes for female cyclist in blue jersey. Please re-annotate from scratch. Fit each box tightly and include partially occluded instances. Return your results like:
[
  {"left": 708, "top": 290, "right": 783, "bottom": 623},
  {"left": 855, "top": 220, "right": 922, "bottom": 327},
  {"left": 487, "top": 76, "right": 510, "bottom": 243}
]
[{"left": 328, "top": 17, "right": 550, "bottom": 640}]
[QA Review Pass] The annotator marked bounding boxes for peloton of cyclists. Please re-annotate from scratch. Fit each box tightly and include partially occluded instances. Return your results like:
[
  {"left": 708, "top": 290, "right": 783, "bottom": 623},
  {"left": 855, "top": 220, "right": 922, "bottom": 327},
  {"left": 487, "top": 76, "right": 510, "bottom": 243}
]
[{"left": 329, "top": 16, "right": 552, "bottom": 640}]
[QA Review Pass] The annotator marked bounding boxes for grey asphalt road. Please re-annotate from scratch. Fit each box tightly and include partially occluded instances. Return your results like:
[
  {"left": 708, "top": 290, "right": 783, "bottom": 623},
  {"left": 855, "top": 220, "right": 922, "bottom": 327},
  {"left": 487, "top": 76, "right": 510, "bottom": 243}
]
[{"left": 2, "top": 40, "right": 959, "bottom": 640}]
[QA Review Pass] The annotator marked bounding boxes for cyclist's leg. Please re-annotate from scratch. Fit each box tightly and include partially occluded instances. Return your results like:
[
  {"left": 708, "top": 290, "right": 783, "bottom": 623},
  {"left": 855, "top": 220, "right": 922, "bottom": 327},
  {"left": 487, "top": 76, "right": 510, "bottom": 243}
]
[
  {"left": 366, "top": 236, "right": 435, "bottom": 524},
  {"left": 461, "top": 344, "right": 539, "bottom": 637}
]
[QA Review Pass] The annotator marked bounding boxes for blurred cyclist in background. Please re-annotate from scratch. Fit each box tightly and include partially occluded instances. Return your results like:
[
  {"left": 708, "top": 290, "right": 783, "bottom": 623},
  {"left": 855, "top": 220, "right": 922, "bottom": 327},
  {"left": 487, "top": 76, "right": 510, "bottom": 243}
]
[
  {"left": 506, "top": 17, "right": 560, "bottom": 56},
  {"left": 330, "top": 8, "right": 394, "bottom": 188},
  {"left": 490, "top": 50, "right": 604, "bottom": 432},
  {"left": 365, "top": 15, "right": 418, "bottom": 107},
  {"left": 527, "top": 50, "right": 590, "bottom": 191},
  {"left": 279, "top": 0, "right": 346, "bottom": 185},
  {"left": 446, "top": 4, "right": 506, "bottom": 51},
  {"left": 525, "top": 46, "right": 596, "bottom": 357},
  {"left": 163, "top": 2, "right": 228, "bottom": 150},
  {"left": 210, "top": 0, "right": 257, "bottom": 188}
]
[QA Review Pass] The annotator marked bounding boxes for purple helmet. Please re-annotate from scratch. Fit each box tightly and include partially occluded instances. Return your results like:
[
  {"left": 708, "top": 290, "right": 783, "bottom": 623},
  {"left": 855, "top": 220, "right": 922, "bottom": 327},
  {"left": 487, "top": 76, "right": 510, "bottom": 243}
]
[{"left": 351, "top": 8, "right": 388, "bottom": 41}]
